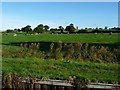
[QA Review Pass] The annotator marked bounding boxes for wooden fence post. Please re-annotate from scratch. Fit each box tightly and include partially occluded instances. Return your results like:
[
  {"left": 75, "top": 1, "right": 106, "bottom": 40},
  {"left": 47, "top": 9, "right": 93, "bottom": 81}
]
[
  {"left": 75, "top": 87, "right": 81, "bottom": 90},
  {"left": 21, "top": 82, "right": 25, "bottom": 90},
  {"left": 42, "top": 84, "right": 47, "bottom": 90},
  {"left": 29, "top": 78, "right": 34, "bottom": 90},
  {"left": 58, "top": 86, "right": 65, "bottom": 90},
  {"left": 51, "top": 85, "right": 57, "bottom": 90},
  {"left": 34, "top": 83, "right": 41, "bottom": 90},
  {"left": 65, "top": 86, "right": 72, "bottom": 90},
  {"left": 47, "top": 85, "right": 50, "bottom": 90}
]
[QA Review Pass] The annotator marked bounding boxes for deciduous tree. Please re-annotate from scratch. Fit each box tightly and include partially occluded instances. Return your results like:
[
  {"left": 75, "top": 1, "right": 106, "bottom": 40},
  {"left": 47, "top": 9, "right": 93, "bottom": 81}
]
[
  {"left": 44, "top": 25, "right": 49, "bottom": 31},
  {"left": 34, "top": 24, "right": 45, "bottom": 33},
  {"left": 21, "top": 25, "right": 32, "bottom": 33},
  {"left": 65, "top": 24, "right": 76, "bottom": 33}
]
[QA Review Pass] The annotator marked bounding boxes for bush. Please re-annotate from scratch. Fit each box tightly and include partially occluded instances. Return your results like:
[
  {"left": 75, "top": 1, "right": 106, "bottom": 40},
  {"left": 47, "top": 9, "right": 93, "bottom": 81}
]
[
  {"left": 3, "top": 42, "right": 119, "bottom": 63},
  {"left": 73, "top": 76, "right": 90, "bottom": 88}
]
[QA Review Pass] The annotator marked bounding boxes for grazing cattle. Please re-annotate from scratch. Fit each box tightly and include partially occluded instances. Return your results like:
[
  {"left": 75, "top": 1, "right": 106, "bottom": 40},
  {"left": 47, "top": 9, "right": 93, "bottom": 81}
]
[
  {"left": 13, "top": 34, "right": 17, "bottom": 36},
  {"left": 95, "top": 32, "right": 97, "bottom": 34},
  {"left": 35, "top": 33, "right": 38, "bottom": 35},
  {"left": 109, "top": 32, "right": 112, "bottom": 35}
]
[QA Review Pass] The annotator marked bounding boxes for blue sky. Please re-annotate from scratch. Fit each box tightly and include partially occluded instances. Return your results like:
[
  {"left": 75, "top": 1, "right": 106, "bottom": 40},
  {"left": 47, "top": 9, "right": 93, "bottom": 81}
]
[{"left": 2, "top": 2, "right": 118, "bottom": 30}]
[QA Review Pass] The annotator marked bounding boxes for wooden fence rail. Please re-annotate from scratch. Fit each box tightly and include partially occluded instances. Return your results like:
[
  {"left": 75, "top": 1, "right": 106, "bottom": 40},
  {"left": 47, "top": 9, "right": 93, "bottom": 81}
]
[{"left": 2, "top": 77, "right": 120, "bottom": 90}]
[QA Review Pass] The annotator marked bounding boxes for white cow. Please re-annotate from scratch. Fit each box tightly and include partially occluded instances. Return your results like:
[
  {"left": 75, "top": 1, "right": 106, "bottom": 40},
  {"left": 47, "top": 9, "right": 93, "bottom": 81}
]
[{"left": 13, "top": 34, "right": 17, "bottom": 36}]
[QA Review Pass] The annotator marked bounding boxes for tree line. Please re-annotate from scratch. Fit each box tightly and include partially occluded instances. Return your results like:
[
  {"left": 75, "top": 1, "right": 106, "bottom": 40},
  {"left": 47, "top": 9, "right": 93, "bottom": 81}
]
[{"left": 4, "top": 24, "right": 120, "bottom": 34}]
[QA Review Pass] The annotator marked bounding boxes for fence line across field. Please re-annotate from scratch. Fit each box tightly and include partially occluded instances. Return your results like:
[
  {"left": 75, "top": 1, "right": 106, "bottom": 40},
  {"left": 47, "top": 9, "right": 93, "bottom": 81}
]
[{"left": 20, "top": 79, "right": 120, "bottom": 90}]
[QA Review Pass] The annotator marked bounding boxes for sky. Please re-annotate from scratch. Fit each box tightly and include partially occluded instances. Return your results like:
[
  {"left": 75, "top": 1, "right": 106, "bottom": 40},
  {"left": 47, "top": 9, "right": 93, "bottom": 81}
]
[
  {"left": 1, "top": 0, "right": 120, "bottom": 2},
  {"left": 1, "top": 2, "right": 118, "bottom": 31}
]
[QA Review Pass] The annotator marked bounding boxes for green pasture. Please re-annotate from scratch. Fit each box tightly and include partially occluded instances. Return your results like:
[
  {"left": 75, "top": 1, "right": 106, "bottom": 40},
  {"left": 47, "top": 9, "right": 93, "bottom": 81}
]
[
  {"left": 2, "top": 57, "right": 120, "bottom": 83},
  {"left": 2, "top": 33, "right": 119, "bottom": 44}
]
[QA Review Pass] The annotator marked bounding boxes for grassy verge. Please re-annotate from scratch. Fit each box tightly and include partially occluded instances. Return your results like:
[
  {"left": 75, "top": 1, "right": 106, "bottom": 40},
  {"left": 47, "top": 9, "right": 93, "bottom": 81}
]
[{"left": 2, "top": 57, "right": 119, "bottom": 84}]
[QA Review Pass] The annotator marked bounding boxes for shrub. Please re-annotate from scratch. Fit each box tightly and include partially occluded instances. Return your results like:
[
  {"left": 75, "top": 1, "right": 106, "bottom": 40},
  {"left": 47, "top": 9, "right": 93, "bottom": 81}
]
[
  {"left": 88, "top": 46, "right": 98, "bottom": 62},
  {"left": 2, "top": 73, "right": 12, "bottom": 88},
  {"left": 64, "top": 44, "right": 75, "bottom": 59},
  {"left": 54, "top": 48, "right": 63, "bottom": 60},
  {"left": 81, "top": 43, "right": 89, "bottom": 59},
  {"left": 3, "top": 42, "right": 119, "bottom": 63},
  {"left": 72, "top": 43, "right": 82, "bottom": 59},
  {"left": 97, "top": 46, "right": 114, "bottom": 62},
  {"left": 73, "top": 76, "right": 90, "bottom": 88},
  {"left": 113, "top": 47, "right": 120, "bottom": 62}
]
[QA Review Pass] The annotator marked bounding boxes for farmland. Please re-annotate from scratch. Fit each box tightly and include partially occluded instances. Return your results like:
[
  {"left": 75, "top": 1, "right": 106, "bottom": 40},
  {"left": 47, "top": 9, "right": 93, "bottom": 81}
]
[
  {"left": 2, "top": 33, "right": 120, "bottom": 44},
  {"left": 1, "top": 33, "right": 120, "bottom": 88}
]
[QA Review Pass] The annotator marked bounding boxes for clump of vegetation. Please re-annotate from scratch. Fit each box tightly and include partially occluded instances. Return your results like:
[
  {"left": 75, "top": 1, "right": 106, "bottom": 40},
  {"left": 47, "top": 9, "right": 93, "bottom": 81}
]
[
  {"left": 113, "top": 46, "right": 120, "bottom": 62},
  {"left": 2, "top": 73, "right": 12, "bottom": 88},
  {"left": 73, "top": 76, "right": 90, "bottom": 88},
  {"left": 2, "top": 42, "right": 120, "bottom": 63},
  {"left": 2, "top": 47, "right": 45, "bottom": 59}
]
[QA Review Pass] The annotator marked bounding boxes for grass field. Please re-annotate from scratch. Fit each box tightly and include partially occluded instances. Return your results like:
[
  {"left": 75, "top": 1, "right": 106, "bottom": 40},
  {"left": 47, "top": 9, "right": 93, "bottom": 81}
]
[
  {"left": 2, "top": 33, "right": 120, "bottom": 44},
  {"left": 2, "top": 57, "right": 119, "bottom": 83},
  {"left": 2, "top": 33, "right": 120, "bottom": 84}
]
